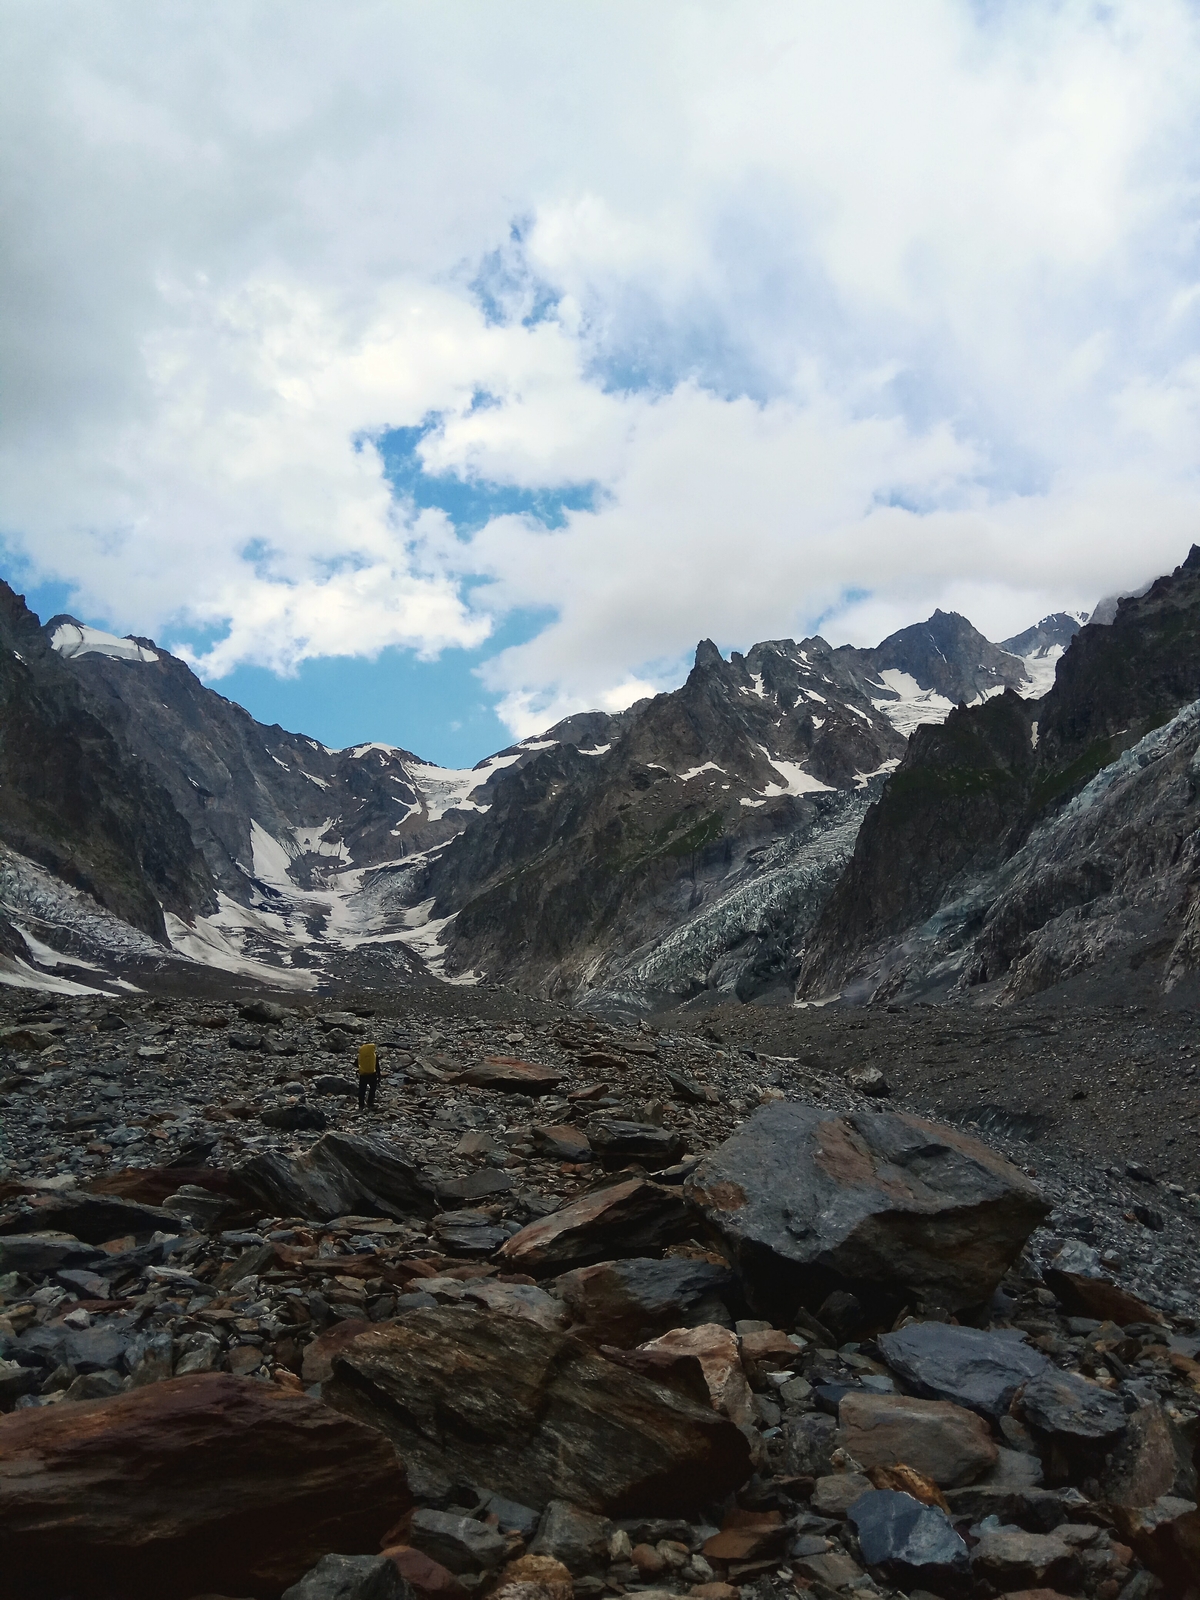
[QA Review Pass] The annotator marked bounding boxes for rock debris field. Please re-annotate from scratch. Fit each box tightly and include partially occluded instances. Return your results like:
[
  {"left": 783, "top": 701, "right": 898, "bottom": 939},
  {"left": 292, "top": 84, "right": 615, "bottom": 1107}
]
[{"left": 1, "top": 985, "right": 1198, "bottom": 1600}]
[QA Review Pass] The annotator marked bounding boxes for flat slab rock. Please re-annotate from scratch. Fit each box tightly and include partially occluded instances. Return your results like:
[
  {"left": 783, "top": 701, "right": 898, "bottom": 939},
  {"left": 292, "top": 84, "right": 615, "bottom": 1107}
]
[
  {"left": 0, "top": 1371, "right": 410, "bottom": 1599},
  {"left": 455, "top": 1058, "right": 563, "bottom": 1092},
  {"left": 877, "top": 1321, "right": 1050, "bottom": 1420},
  {"left": 324, "top": 1304, "right": 752, "bottom": 1515},
  {"left": 685, "top": 1101, "right": 1049, "bottom": 1317},
  {"left": 498, "top": 1178, "right": 693, "bottom": 1275}
]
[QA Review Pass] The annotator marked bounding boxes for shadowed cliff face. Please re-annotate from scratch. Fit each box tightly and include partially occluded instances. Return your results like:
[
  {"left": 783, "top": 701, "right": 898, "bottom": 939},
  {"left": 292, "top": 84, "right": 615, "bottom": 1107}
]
[
  {"left": 0, "top": 589, "right": 213, "bottom": 939},
  {"left": 798, "top": 545, "right": 1200, "bottom": 1004}
]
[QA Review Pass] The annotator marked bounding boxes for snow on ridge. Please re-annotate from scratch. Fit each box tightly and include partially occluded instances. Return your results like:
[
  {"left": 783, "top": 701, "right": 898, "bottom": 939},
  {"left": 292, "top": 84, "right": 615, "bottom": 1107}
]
[
  {"left": 679, "top": 762, "right": 726, "bottom": 781},
  {"left": 51, "top": 622, "right": 158, "bottom": 664},
  {"left": 579, "top": 743, "right": 611, "bottom": 757}
]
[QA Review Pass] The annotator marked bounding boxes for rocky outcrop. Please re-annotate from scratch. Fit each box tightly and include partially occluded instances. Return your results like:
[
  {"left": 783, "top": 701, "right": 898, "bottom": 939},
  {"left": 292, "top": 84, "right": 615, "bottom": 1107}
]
[
  {"left": 799, "top": 545, "right": 1200, "bottom": 1004},
  {"left": 0, "top": 1372, "right": 410, "bottom": 1599},
  {"left": 324, "top": 1306, "right": 753, "bottom": 1514},
  {"left": 0, "top": 585, "right": 212, "bottom": 939},
  {"left": 685, "top": 1101, "right": 1049, "bottom": 1319}
]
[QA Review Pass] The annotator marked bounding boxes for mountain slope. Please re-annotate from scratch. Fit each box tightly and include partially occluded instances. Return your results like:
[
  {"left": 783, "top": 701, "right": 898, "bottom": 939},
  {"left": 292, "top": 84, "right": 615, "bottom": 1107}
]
[
  {"left": 423, "top": 619, "right": 1031, "bottom": 1012},
  {"left": 798, "top": 546, "right": 1200, "bottom": 1005}
]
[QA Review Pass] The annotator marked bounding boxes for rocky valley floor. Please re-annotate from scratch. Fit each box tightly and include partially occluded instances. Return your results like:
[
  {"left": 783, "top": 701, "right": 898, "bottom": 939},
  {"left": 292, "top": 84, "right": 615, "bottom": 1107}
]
[{"left": 1, "top": 981, "right": 1198, "bottom": 1600}]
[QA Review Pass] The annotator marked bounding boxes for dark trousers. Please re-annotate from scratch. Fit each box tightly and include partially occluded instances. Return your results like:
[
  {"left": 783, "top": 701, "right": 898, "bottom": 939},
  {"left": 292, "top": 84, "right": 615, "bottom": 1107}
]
[{"left": 357, "top": 1073, "right": 377, "bottom": 1109}]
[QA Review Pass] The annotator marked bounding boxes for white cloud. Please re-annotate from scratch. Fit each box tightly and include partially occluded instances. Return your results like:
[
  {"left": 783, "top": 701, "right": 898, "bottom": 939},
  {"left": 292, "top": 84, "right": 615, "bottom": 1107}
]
[{"left": 2, "top": 1, "right": 1200, "bottom": 738}]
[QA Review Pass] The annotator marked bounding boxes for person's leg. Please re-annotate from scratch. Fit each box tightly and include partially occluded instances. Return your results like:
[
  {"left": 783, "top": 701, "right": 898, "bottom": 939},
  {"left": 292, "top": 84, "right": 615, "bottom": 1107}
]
[
  {"left": 357, "top": 1075, "right": 366, "bottom": 1110},
  {"left": 367, "top": 1074, "right": 377, "bottom": 1109}
]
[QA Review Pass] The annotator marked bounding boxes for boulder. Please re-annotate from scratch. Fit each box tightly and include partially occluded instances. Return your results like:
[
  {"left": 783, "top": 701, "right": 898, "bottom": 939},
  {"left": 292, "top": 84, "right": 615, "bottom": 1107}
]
[
  {"left": 0, "top": 1190, "right": 184, "bottom": 1243},
  {"left": 315, "top": 1076, "right": 358, "bottom": 1098},
  {"left": 847, "top": 1489, "right": 969, "bottom": 1588},
  {"left": 430, "top": 1211, "right": 510, "bottom": 1256},
  {"left": 877, "top": 1321, "right": 1049, "bottom": 1420},
  {"left": 1111, "top": 1495, "right": 1200, "bottom": 1599},
  {"left": 17, "top": 1319, "right": 132, "bottom": 1372},
  {"left": 434, "top": 1171, "right": 516, "bottom": 1206},
  {"left": 1019, "top": 1368, "right": 1128, "bottom": 1476},
  {"left": 282, "top": 1553, "right": 408, "bottom": 1600},
  {"left": 456, "top": 1059, "right": 563, "bottom": 1093},
  {"left": 235, "top": 1132, "right": 437, "bottom": 1221},
  {"left": 1103, "top": 1402, "right": 1194, "bottom": 1509},
  {"left": 587, "top": 1121, "right": 685, "bottom": 1170},
  {"left": 241, "top": 999, "right": 288, "bottom": 1026},
  {"left": 0, "top": 1231, "right": 105, "bottom": 1275},
  {"left": 488, "top": 1554, "right": 573, "bottom": 1600},
  {"left": 812, "top": 1473, "right": 875, "bottom": 1517},
  {"left": 532, "top": 1125, "right": 592, "bottom": 1163},
  {"left": 261, "top": 1105, "right": 328, "bottom": 1132},
  {"left": 1044, "top": 1266, "right": 1167, "bottom": 1327},
  {"left": 161, "top": 1185, "right": 234, "bottom": 1231},
  {"left": 301, "top": 1320, "right": 373, "bottom": 1384},
  {"left": 497, "top": 1179, "right": 693, "bottom": 1276},
  {"left": 554, "top": 1257, "right": 735, "bottom": 1346},
  {"left": 685, "top": 1102, "right": 1048, "bottom": 1319},
  {"left": 836, "top": 1392, "right": 998, "bottom": 1488},
  {"left": 407, "top": 1509, "right": 510, "bottom": 1573},
  {"left": 0, "top": 1371, "right": 410, "bottom": 1599},
  {"left": 969, "top": 1527, "right": 1083, "bottom": 1593},
  {"left": 784, "top": 1412, "right": 837, "bottom": 1478},
  {"left": 324, "top": 1305, "right": 752, "bottom": 1515},
  {"left": 529, "top": 1499, "right": 614, "bottom": 1574}
]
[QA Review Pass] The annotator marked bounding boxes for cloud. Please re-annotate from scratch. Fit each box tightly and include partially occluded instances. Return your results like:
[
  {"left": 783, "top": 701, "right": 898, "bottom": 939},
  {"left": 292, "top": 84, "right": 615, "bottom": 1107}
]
[{"left": 2, "top": 1, "right": 1200, "bottom": 739}]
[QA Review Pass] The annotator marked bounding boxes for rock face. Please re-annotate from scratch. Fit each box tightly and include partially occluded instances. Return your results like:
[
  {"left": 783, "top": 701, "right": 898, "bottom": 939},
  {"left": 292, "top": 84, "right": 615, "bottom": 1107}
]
[
  {"left": 498, "top": 1179, "right": 694, "bottom": 1275},
  {"left": 876, "top": 1322, "right": 1050, "bottom": 1419},
  {"left": 324, "top": 1306, "right": 753, "bottom": 1515},
  {"left": 0, "top": 1372, "right": 410, "bottom": 1599},
  {"left": 234, "top": 1132, "right": 438, "bottom": 1221},
  {"left": 800, "top": 544, "right": 1200, "bottom": 1005},
  {"left": 684, "top": 1101, "right": 1048, "bottom": 1318}
]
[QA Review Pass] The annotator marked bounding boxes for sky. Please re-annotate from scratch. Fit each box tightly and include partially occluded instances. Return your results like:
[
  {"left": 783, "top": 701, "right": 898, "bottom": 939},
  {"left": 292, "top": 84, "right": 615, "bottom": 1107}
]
[{"left": 4, "top": 2, "right": 1200, "bottom": 766}]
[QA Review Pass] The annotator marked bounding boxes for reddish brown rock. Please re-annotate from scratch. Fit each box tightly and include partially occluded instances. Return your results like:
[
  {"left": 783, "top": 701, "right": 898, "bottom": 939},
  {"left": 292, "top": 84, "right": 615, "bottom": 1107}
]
[
  {"left": 0, "top": 1372, "right": 410, "bottom": 1599},
  {"left": 837, "top": 1392, "right": 999, "bottom": 1488},
  {"left": 383, "top": 1543, "right": 469, "bottom": 1600},
  {"left": 1044, "top": 1269, "right": 1167, "bottom": 1328},
  {"left": 300, "top": 1318, "right": 373, "bottom": 1383},
  {"left": 487, "top": 1554, "right": 574, "bottom": 1600},
  {"left": 325, "top": 1305, "right": 752, "bottom": 1514},
  {"left": 458, "top": 1058, "right": 564, "bottom": 1092},
  {"left": 498, "top": 1179, "right": 693, "bottom": 1276}
]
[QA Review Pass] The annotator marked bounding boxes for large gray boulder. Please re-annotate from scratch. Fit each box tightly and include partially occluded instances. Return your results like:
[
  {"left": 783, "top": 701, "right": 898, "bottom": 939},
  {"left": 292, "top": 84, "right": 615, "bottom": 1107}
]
[
  {"left": 848, "top": 1489, "right": 969, "bottom": 1587},
  {"left": 685, "top": 1102, "right": 1048, "bottom": 1318},
  {"left": 324, "top": 1305, "right": 752, "bottom": 1515},
  {"left": 877, "top": 1322, "right": 1050, "bottom": 1419},
  {"left": 234, "top": 1132, "right": 437, "bottom": 1221}
]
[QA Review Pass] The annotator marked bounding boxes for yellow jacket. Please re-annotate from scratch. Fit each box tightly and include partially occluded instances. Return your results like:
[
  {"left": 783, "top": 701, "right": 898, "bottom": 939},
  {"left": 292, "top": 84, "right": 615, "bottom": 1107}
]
[{"left": 357, "top": 1042, "right": 378, "bottom": 1076}]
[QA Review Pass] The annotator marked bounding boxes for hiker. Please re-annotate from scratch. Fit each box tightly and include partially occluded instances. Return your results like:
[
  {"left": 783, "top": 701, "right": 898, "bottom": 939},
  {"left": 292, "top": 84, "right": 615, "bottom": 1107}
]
[{"left": 357, "top": 1038, "right": 380, "bottom": 1110}]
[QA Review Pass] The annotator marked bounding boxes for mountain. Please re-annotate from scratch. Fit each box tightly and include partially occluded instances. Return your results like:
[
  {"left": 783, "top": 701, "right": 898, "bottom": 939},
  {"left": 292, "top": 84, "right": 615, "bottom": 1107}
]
[
  {"left": 798, "top": 546, "right": 1200, "bottom": 1007},
  {"left": 0, "top": 583, "right": 1073, "bottom": 1008},
  {"left": 999, "top": 611, "right": 1087, "bottom": 698}
]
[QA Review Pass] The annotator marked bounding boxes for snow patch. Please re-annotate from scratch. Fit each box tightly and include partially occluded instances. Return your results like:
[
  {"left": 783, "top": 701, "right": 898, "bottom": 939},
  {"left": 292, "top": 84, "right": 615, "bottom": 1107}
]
[
  {"left": 51, "top": 622, "right": 158, "bottom": 664},
  {"left": 1017, "top": 645, "right": 1064, "bottom": 699},
  {"left": 679, "top": 762, "right": 726, "bottom": 782},
  {"left": 758, "top": 749, "right": 834, "bottom": 797},
  {"left": 579, "top": 744, "right": 610, "bottom": 756},
  {"left": 853, "top": 758, "right": 901, "bottom": 789},
  {"left": 871, "top": 670, "right": 956, "bottom": 736}
]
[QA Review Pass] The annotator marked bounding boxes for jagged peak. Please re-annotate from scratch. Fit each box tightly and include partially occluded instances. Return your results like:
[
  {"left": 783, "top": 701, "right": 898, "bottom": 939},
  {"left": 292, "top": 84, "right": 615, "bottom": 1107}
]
[{"left": 694, "top": 638, "right": 723, "bottom": 668}]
